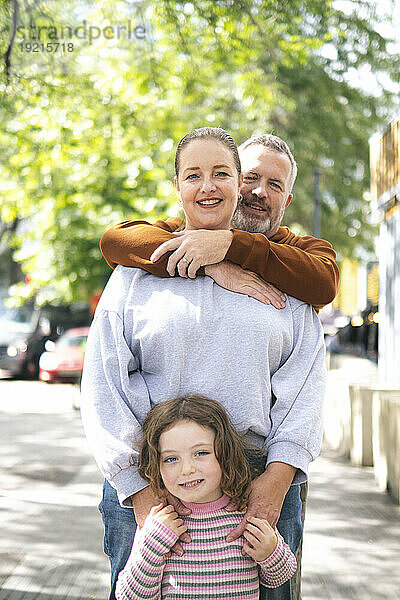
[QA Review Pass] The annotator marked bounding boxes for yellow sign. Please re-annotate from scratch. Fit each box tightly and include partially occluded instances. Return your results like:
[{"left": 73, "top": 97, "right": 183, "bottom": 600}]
[
  {"left": 332, "top": 258, "right": 359, "bottom": 316},
  {"left": 370, "top": 118, "right": 400, "bottom": 204},
  {"left": 367, "top": 263, "right": 379, "bottom": 306}
]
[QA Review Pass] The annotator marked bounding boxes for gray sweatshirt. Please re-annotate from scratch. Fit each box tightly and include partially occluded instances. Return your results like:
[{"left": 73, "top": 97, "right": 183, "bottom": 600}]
[{"left": 81, "top": 266, "right": 326, "bottom": 505}]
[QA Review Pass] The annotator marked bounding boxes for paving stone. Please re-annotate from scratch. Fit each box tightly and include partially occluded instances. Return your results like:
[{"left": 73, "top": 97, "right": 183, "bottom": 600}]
[
  {"left": 1, "top": 378, "right": 399, "bottom": 600},
  {"left": 302, "top": 449, "right": 400, "bottom": 600}
]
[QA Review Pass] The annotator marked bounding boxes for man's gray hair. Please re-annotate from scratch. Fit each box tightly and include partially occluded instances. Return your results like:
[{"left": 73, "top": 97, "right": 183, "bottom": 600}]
[{"left": 239, "top": 133, "right": 298, "bottom": 192}]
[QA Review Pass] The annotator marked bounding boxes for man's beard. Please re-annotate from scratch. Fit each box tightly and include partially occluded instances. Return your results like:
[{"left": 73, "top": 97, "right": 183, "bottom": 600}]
[{"left": 231, "top": 193, "right": 273, "bottom": 235}]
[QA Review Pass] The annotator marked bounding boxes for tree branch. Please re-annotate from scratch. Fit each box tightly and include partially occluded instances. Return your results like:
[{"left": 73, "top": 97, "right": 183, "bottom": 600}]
[{"left": 4, "top": 0, "right": 19, "bottom": 82}]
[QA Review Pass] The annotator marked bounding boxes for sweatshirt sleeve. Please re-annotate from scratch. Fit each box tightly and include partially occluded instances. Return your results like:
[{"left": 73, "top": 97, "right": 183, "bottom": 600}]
[
  {"left": 100, "top": 220, "right": 338, "bottom": 308},
  {"left": 267, "top": 299, "right": 326, "bottom": 483},
  {"left": 225, "top": 229, "right": 339, "bottom": 308},
  {"left": 80, "top": 308, "right": 151, "bottom": 505},
  {"left": 257, "top": 530, "right": 297, "bottom": 589},
  {"left": 100, "top": 218, "right": 185, "bottom": 276},
  {"left": 116, "top": 520, "right": 178, "bottom": 600}
]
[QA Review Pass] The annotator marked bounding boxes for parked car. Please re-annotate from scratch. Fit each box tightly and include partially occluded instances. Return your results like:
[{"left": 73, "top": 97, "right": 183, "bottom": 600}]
[
  {"left": 39, "top": 327, "right": 90, "bottom": 383},
  {"left": 0, "top": 297, "right": 91, "bottom": 379},
  {"left": 325, "top": 304, "right": 378, "bottom": 362}
]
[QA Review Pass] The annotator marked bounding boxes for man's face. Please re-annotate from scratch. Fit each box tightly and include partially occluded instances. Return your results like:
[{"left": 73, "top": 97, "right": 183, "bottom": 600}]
[{"left": 232, "top": 145, "right": 293, "bottom": 236}]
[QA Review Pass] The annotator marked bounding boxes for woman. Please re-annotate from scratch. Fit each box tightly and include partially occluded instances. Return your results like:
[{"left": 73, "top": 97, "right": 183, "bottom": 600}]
[{"left": 81, "top": 127, "right": 326, "bottom": 600}]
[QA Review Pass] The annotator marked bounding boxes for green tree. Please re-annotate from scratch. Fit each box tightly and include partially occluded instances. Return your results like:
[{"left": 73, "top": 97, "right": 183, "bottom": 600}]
[{"left": 0, "top": 0, "right": 398, "bottom": 302}]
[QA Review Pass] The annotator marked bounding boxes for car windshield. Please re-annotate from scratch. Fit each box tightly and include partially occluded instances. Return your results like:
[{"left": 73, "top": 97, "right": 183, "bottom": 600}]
[
  {"left": 56, "top": 334, "right": 87, "bottom": 349},
  {"left": 0, "top": 300, "right": 35, "bottom": 334}
]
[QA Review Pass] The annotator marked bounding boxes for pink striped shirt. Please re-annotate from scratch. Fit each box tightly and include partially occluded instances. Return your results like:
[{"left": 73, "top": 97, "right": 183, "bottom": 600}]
[{"left": 116, "top": 495, "right": 296, "bottom": 600}]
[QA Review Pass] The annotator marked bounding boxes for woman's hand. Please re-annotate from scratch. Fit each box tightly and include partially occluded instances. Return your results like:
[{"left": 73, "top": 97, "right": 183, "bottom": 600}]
[
  {"left": 147, "top": 504, "right": 188, "bottom": 538},
  {"left": 243, "top": 517, "right": 277, "bottom": 562},
  {"left": 150, "top": 229, "right": 233, "bottom": 278},
  {"left": 131, "top": 487, "right": 191, "bottom": 556},
  {"left": 165, "top": 492, "right": 192, "bottom": 556},
  {"left": 226, "top": 463, "right": 295, "bottom": 548},
  {"left": 205, "top": 261, "right": 286, "bottom": 308}
]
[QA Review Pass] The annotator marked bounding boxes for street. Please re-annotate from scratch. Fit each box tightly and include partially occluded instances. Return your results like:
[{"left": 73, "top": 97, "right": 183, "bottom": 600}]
[
  {"left": 0, "top": 379, "right": 109, "bottom": 600},
  {"left": 1, "top": 377, "right": 399, "bottom": 600}
]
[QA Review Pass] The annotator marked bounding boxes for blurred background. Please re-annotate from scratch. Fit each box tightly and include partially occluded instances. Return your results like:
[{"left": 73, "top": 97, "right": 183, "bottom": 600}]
[
  {"left": 1, "top": 0, "right": 399, "bottom": 384},
  {"left": 0, "top": 1, "right": 399, "bottom": 362}
]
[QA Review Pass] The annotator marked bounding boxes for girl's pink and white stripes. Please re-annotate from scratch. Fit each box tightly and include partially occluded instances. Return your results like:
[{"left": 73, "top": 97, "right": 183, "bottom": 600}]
[{"left": 116, "top": 495, "right": 296, "bottom": 600}]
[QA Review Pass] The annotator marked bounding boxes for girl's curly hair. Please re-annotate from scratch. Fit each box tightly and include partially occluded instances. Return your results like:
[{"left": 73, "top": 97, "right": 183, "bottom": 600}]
[{"left": 138, "top": 394, "right": 254, "bottom": 510}]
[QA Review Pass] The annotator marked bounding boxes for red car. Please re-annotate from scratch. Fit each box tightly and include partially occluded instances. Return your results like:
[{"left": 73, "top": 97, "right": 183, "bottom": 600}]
[{"left": 39, "top": 327, "right": 90, "bottom": 383}]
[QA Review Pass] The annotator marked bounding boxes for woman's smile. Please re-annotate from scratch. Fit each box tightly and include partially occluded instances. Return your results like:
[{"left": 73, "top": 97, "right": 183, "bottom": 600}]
[{"left": 196, "top": 197, "right": 223, "bottom": 206}]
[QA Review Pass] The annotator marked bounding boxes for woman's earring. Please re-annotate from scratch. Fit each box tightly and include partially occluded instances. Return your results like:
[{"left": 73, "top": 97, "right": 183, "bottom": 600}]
[
  {"left": 177, "top": 199, "right": 183, "bottom": 206},
  {"left": 238, "top": 194, "right": 243, "bottom": 203}
]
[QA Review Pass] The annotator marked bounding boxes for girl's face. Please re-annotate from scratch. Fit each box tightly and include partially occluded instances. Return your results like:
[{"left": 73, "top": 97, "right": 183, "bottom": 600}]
[
  {"left": 174, "top": 139, "right": 240, "bottom": 231},
  {"left": 159, "top": 420, "right": 222, "bottom": 504}
]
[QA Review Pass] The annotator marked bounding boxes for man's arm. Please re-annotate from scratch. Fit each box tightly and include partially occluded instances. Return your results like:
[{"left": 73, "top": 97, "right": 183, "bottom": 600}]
[
  {"left": 100, "top": 219, "right": 338, "bottom": 307},
  {"left": 226, "top": 463, "right": 296, "bottom": 541},
  {"left": 132, "top": 487, "right": 190, "bottom": 538},
  {"left": 100, "top": 217, "right": 184, "bottom": 275},
  {"left": 225, "top": 228, "right": 339, "bottom": 308}
]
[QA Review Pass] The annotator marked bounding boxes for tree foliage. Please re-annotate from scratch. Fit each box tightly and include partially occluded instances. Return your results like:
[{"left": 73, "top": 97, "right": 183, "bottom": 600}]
[{"left": 0, "top": 0, "right": 399, "bottom": 303}]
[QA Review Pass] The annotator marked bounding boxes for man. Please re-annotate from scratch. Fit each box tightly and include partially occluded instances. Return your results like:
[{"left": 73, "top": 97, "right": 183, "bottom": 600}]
[{"left": 91, "top": 134, "right": 339, "bottom": 600}]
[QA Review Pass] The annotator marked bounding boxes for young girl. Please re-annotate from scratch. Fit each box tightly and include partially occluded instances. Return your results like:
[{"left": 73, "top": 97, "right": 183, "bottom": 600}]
[{"left": 115, "top": 394, "right": 296, "bottom": 600}]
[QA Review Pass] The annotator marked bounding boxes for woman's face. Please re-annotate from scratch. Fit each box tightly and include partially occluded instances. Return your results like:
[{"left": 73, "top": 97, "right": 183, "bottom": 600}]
[{"left": 174, "top": 139, "right": 240, "bottom": 231}]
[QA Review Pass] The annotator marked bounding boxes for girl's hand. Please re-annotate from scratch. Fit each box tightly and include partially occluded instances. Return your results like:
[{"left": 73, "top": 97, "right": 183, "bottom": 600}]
[
  {"left": 148, "top": 503, "right": 188, "bottom": 538},
  {"left": 242, "top": 516, "right": 277, "bottom": 562}
]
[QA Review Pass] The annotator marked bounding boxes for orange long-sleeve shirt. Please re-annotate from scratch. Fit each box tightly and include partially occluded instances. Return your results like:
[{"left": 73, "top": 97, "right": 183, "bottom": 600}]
[{"left": 100, "top": 217, "right": 339, "bottom": 309}]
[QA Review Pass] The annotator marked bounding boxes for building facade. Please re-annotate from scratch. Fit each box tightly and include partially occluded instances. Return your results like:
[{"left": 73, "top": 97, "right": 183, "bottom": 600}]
[{"left": 370, "top": 117, "right": 400, "bottom": 386}]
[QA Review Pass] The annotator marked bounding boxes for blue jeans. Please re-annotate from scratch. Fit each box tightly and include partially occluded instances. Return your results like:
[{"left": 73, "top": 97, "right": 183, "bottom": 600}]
[
  {"left": 99, "top": 480, "right": 138, "bottom": 600},
  {"left": 99, "top": 478, "right": 302, "bottom": 600}
]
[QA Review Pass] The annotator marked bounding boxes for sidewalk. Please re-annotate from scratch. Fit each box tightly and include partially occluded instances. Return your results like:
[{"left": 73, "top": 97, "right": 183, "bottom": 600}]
[
  {"left": 0, "top": 374, "right": 399, "bottom": 600},
  {"left": 0, "top": 380, "right": 109, "bottom": 600},
  {"left": 302, "top": 449, "right": 400, "bottom": 599},
  {"left": 303, "top": 354, "right": 400, "bottom": 600}
]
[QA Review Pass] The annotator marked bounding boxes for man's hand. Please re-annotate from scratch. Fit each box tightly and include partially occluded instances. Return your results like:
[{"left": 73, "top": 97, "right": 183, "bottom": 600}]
[
  {"left": 226, "top": 463, "right": 296, "bottom": 545},
  {"left": 131, "top": 487, "right": 191, "bottom": 556},
  {"left": 205, "top": 261, "right": 286, "bottom": 308},
  {"left": 150, "top": 229, "right": 233, "bottom": 278}
]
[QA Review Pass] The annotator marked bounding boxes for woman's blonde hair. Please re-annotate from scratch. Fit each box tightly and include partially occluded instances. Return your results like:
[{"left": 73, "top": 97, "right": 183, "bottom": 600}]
[
  {"left": 175, "top": 126, "right": 241, "bottom": 178},
  {"left": 138, "top": 394, "right": 253, "bottom": 510}
]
